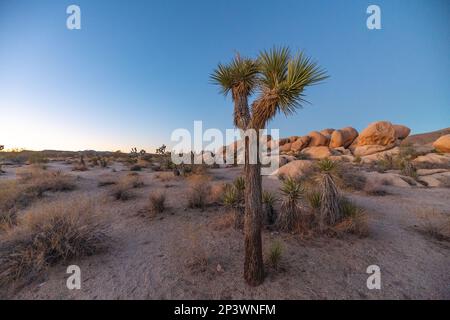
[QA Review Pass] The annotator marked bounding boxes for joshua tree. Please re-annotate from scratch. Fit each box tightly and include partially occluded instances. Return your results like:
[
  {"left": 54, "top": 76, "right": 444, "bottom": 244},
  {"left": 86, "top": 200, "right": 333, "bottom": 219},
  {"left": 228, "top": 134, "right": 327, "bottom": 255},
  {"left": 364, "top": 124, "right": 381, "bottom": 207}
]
[
  {"left": 156, "top": 144, "right": 166, "bottom": 155},
  {"left": 212, "top": 47, "right": 327, "bottom": 285}
]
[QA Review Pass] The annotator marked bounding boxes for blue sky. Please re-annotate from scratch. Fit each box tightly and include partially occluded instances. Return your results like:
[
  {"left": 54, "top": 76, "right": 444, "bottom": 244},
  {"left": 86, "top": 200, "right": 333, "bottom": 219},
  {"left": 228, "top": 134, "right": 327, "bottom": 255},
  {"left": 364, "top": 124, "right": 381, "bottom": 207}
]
[{"left": 0, "top": 0, "right": 449, "bottom": 151}]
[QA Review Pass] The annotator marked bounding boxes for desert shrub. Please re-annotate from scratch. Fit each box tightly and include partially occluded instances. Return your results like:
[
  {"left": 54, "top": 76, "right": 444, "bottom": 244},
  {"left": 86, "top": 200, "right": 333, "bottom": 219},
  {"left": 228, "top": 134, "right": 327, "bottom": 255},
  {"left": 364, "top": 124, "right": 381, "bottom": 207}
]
[
  {"left": 376, "top": 154, "right": 398, "bottom": 172},
  {"left": 209, "top": 182, "right": 227, "bottom": 204},
  {"left": 148, "top": 191, "right": 166, "bottom": 215},
  {"left": 233, "top": 176, "right": 245, "bottom": 193},
  {"left": 183, "top": 227, "right": 209, "bottom": 273},
  {"left": 338, "top": 169, "right": 367, "bottom": 191},
  {"left": 211, "top": 211, "right": 235, "bottom": 231},
  {"left": 416, "top": 209, "right": 450, "bottom": 242},
  {"left": 130, "top": 164, "right": 142, "bottom": 172},
  {"left": 276, "top": 177, "right": 303, "bottom": 232},
  {"left": 0, "top": 169, "right": 76, "bottom": 229},
  {"left": 363, "top": 181, "right": 389, "bottom": 196},
  {"left": 28, "top": 153, "right": 49, "bottom": 164},
  {"left": 110, "top": 176, "right": 139, "bottom": 201},
  {"left": 154, "top": 172, "right": 175, "bottom": 182},
  {"left": 400, "top": 160, "right": 418, "bottom": 179},
  {"left": 266, "top": 240, "right": 283, "bottom": 270},
  {"left": 187, "top": 175, "right": 211, "bottom": 210},
  {"left": 97, "top": 178, "right": 116, "bottom": 187},
  {"left": 353, "top": 155, "right": 362, "bottom": 164},
  {"left": 262, "top": 191, "right": 277, "bottom": 225},
  {"left": 332, "top": 197, "right": 369, "bottom": 237},
  {"left": 0, "top": 198, "right": 107, "bottom": 287},
  {"left": 125, "top": 175, "right": 144, "bottom": 188}
]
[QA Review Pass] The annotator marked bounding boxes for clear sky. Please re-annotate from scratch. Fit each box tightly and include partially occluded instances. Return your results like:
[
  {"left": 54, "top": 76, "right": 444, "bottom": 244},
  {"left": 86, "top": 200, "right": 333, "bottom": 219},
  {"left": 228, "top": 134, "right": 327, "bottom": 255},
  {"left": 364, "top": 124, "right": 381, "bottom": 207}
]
[{"left": 0, "top": 0, "right": 449, "bottom": 151}]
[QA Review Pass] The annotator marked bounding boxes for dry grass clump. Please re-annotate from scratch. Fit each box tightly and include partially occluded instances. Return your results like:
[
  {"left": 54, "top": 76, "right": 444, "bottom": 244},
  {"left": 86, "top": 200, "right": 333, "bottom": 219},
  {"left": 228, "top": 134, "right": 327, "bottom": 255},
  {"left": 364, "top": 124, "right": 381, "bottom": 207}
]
[
  {"left": 363, "top": 181, "right": 389, "bottom": 196},
  {"left": 211, "top": 211, "right": 235, "bottom": 231},
  {"left": 0, "top": 168, "right": 76, "bottom": 229},
  {"left": 0, "top": 198, "right": 107, "bottom": 287},
  {"left": 183, "top": 227, "right": 209, "bottom": 273},
  {"left": 209, "top": 182, "right": 227, "bottom": 204},
  {"left": 148, "top": 190, "right": 166, "bottom": 215},
  {"left": 154, "top": 172, "right": 176, "bottom": 182},
  {"left": 186, "top": 174, "right": 211, "bottom": 210},
  {"left": 332, "top": 197, "right": 369, "bottom": 237},
  {"left": 265, "top": 240, "right": 283, "bottom": 271},
  {"left": 416, "top": 209, "right": 450, "bottom": 242},
  {"left": 110, "top": 175, "right": 142, "bottom": 201},
  {"left": 97, "top": 178, "right": 117, "bottom": 187},
  {"left": 337, "top": 168, "right": 367, "bottom": 191}
]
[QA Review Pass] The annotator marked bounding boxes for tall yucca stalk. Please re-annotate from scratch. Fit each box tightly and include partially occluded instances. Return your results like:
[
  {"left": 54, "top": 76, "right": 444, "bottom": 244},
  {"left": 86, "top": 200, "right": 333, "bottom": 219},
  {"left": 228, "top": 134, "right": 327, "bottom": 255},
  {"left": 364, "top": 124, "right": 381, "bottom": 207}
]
[
  {"left": 212, "top": 47, "right": 327, "bottom": 286},
  {"left": 317, "top": 158, "right": 341, "bottom": 228}
]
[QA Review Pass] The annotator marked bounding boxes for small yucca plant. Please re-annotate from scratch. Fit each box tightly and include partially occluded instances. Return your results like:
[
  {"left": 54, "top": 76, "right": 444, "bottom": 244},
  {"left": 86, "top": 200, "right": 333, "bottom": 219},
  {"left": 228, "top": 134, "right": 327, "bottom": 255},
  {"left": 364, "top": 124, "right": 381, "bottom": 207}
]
[
  {"left": 262, "top": 191, "right": 277, "bottom": 225},
  {"left": 317, "top": 158, "right": 337, "bottom": 173},
  {"left": 276, "top": 177, "right": 303, "bottom": 232},
  {"left": 233, "top": 176, "right": 245, "bottom": 194},
  {"left": 306, "top": 190, "right": 321, "bottom": 210},
  {"left": 266, "top": 240, "right": 283, "bottom": 270},
  {"left": 223, "top": 184, "right": 244, "bottom": 229},
  {"left": 317, "top": 158, "right": 341, "bottom": 229}
]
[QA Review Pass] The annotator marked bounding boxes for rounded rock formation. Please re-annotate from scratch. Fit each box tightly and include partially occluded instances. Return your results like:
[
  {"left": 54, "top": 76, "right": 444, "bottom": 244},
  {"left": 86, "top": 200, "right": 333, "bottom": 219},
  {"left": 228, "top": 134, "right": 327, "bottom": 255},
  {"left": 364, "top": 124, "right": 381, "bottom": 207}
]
[
  {"left": 357, "top": 121, "right": 396, "bottom": 146},
  {"left": 290, "top": 136, "right": 311, "bottom": 152},
  {"left": 301, "top": 146, "right": 333, "bottom": 159},
  {"left": 393, "top": 124, "right": 411, "bottom": 140},
  {"left": 307, "top": 131, "right": 329, "bottom": 147},
  {"left": 432, "top": 134, "right": 450, "bottom": 153},
  {"left": 329, "top": 127, "right": 358, "bottom": 148}
]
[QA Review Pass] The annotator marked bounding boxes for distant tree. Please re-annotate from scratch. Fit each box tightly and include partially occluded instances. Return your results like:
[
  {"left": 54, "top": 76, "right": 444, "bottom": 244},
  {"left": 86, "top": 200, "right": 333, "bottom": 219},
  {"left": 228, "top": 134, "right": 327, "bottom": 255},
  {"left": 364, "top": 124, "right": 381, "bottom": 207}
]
[{"left": 156, "top": 144, "right": 166, "bottom": 155}]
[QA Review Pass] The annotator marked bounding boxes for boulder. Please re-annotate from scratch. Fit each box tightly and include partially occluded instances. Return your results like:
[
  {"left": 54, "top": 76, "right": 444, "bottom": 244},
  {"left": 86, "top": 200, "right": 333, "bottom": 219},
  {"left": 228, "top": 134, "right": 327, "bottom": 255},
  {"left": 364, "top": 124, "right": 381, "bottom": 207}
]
[
  {"left": 362, "top": 171, "right": 414, "bottom": 188},
  {"left": 360, "top": 147, "right": 401, "bottom": 163},
  {"left": 301, "top": 146, "right": 334, "bottom": 159},
  {"left": 352, "top": 143, "right": 397, "bottom": 157},
  {"left": 432, "top": 134, "right": 450, "bottom": 153},
  {"left": 357, "top": 121, "right": 396, "bottom": 146},
  {"left": 320, "top": 128, "right": 335, "bottom": 138},
  {"left": 333, "top": 147, "right": 352, "bottom": 155},
  {"left": 291, "top": 136, "right": 311, "bottom": 152},
  {"left": 279, "top": 138, "right": 290, "bottom": 146},
  {"left": 288, "top": 136, "right": 299, "bottom": 143},
  {"left": 393, "top": 124, "right": 411, "bottom": 140},
  {"left": 307, "top": 131, "right": 330, "bottom": 147},
  {"left": 273, "top": 160, "right": 314, "bottom": 179},
  {"left": 417, "top": 172, "right": 450, "bottom": 187},
  {"left": 279, "top": 142, "right": 292, "bottom": 153},
  {"left": 329, "top": 127, "right": 358, "bottom": 148},
  {"left": 413, "top": 153, "right": 450, "bottom": 166}
]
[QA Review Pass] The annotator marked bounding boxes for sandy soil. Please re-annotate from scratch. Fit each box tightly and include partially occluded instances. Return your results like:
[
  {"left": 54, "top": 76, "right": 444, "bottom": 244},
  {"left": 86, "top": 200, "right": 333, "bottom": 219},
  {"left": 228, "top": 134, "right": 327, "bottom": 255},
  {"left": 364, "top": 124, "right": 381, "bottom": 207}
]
[{"left": 1, "top": 162, "right": 449, "bottom": 300}]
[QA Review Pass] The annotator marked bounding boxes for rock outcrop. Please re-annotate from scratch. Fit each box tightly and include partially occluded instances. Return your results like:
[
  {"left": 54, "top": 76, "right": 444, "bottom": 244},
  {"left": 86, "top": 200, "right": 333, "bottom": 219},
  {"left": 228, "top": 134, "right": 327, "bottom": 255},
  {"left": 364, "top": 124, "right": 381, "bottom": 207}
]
[
  {"left": 357, "top": 121, "right": 397, "bottom": 146},
  {"left": 329, "top": 127, "right": 358, "bottom": 148},
  {"left": 393, "top": 124, "right": 411, "bottom": 140},
  {"left": 307, "top": 131, "right": 329, "bottom": 147},
  {"left": 301, "top": 146, "right": 334, "bottom": 159},
  {"left": 291, "top": 136, "right": 311, "bottom": 152},
  {"left": 432, "top": 134, "right": 450, "bottom": 153},
  {"left": 273, "top": 160, "right": 314, "bottom": 179}
]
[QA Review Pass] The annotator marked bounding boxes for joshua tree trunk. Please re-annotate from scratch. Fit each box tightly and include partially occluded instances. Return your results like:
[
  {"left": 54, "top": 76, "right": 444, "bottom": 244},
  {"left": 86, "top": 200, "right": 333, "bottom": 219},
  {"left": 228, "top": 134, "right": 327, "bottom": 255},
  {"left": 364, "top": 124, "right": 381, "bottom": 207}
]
[{"left": 243, "top": 136, "right": 264, "bottom": 286}]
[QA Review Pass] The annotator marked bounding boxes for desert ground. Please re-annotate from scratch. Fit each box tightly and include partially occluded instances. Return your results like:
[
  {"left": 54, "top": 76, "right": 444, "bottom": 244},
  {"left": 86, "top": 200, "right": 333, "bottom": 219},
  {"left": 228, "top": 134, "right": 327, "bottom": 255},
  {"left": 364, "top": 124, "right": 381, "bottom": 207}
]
[{"left": 1, "top": 126, "right": 450, "bottom": 300}]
